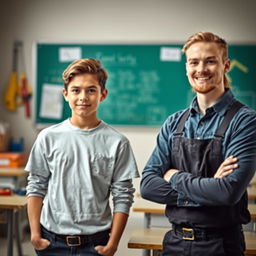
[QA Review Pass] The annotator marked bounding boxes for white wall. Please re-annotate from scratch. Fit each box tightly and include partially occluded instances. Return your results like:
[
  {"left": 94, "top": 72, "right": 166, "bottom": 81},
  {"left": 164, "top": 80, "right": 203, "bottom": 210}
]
[{"left": 0, "top": 0, "right": 256, "bottom": 255}]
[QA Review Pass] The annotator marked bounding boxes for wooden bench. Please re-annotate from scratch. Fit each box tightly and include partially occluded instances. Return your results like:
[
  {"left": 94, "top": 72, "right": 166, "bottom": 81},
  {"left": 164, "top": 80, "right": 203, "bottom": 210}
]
[{"left": 128, "top": 227, "right": 256, "bottom": 255}]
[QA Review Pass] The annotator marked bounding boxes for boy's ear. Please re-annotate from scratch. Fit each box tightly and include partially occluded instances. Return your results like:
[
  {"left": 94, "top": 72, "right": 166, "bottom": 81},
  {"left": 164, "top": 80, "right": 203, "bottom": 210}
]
[
  {"left": 62, "top": 88, "right": 68, "bottom": 101},
  {"left": 100, "top": 89, "right": 108, "bottom": 102}
]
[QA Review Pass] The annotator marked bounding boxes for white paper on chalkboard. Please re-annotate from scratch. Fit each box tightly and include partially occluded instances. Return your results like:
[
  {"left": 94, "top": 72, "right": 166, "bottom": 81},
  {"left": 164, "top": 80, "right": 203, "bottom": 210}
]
[
  {"left": 59, "top": 47, "right": 82, "bottom": 62},
  {"left": 160, "top": 47, "right": 181, "bottom": 61},
  {"left": 39, "top": 84, "right": 63, "bottom": 119}
]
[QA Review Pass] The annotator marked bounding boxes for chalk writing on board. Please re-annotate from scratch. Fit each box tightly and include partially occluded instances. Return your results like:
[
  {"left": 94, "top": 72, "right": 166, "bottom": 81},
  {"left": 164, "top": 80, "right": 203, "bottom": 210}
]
[{"left": 95, "top": 52, "right": 137, "bottom": 66}]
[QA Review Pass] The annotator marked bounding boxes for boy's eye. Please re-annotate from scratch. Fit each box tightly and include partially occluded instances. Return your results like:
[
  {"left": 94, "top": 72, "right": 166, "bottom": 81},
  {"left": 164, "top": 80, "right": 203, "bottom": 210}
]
[{"left": 88, "top": 88, "right": 97, "bottom": 93}]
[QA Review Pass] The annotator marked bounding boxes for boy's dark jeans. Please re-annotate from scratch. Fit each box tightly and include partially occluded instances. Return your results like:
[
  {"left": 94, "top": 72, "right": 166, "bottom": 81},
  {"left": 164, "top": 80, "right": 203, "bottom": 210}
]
[{"left": 35, "top": 226, "right": 110, "bottom": 256}]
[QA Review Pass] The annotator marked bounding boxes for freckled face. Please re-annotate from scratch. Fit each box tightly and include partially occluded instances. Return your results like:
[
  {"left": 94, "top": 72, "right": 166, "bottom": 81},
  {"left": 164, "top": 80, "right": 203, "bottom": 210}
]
[
  {"left": 185, "top": 42, "right": 230, "bottom": 96},
  {"left": 62, "top": 74, "right": 107, "bottom": 120}
]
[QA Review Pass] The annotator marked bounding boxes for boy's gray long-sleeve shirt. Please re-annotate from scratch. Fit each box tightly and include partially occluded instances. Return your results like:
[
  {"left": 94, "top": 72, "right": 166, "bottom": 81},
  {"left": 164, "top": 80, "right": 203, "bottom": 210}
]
[{"left": 26, "top": 120, "right": 139, "bottom": 235}]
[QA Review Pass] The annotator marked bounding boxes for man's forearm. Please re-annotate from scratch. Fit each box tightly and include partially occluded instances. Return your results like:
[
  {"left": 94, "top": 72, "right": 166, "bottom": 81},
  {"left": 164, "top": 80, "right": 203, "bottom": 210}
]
[{"left": 140, "top": 171, "right": 178, "bottom": 205}]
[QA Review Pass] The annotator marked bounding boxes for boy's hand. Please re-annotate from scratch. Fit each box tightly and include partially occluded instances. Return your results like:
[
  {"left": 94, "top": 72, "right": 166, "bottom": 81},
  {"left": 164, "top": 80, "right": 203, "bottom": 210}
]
[
  {"left": 31, "top": 235, "right": 50, "bottom": 250},
  {"left": 94, "top": 244, "right": 117, "bottom": 256},
  {"left": 214, "top": 156, "right": 238, "bottom": 178}
]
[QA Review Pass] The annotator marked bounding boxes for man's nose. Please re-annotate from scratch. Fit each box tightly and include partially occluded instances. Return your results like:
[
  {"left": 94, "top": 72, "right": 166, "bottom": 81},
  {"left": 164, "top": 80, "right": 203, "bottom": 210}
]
[{"left": 197, "top": 62, "right": 207, "bottom": 73}]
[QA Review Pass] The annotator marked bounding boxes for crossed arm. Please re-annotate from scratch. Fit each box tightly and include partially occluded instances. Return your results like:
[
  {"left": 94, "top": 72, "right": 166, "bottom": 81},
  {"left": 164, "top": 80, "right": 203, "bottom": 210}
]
[
  {"left": 140, "top": 155, "right": 241, "bottom": 206},
  {"left": 164, "top": 156, "right": 238, "bottom": 181},
  {"left": 141, "top": 111, "right": 256, "bottom": 206}
]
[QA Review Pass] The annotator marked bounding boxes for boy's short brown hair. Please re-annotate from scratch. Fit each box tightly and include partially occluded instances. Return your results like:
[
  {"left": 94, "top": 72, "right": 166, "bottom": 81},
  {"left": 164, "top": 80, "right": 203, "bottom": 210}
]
[
  {"left": 62, "top": 58, "right": 108, "bottom": 91},
  {"left": 182, "top": 32, "right": 230, "bottom": 88}
]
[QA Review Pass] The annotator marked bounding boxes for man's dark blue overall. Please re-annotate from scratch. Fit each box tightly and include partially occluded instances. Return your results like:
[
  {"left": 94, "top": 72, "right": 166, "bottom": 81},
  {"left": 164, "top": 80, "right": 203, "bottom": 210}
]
[{"left": 163, "top": 101, "right": 249, "bottom": 256}]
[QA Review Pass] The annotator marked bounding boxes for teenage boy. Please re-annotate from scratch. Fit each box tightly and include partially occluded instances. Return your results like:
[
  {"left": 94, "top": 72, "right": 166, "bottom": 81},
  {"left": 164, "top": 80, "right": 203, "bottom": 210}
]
[
  {"left": 26, "top": 58, "right": 139, "bottom": 256},
  {"left": 141, "top": 32, "right": 256, "bottom": 256}
]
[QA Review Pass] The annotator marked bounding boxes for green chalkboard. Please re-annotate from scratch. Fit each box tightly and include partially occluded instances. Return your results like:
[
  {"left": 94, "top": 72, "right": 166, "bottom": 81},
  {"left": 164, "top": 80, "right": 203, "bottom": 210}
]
[{"left": 35, "top": 43, "right": 256, "bottom": 126}]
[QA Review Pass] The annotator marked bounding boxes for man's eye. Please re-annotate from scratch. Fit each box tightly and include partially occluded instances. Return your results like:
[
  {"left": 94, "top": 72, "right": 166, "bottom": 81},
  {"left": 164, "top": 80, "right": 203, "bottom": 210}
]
[
  {"left": 206, "top": 60, "right": 217, "bottom": 64},
  {"left": 189, "top": 61, "right": 198, "bottom": 66},
  {"left": 71, "top": 89, "right": 79, "bottom": 93}
]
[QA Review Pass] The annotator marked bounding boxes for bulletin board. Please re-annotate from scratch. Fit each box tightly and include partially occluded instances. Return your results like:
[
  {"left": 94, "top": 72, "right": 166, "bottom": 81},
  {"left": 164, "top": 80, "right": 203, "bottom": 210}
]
[{"left": 34, "top": 43, "right": 256, "bottom": 127}]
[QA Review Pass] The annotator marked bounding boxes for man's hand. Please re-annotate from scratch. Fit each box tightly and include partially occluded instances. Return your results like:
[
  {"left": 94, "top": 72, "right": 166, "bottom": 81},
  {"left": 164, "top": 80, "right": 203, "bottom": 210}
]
[
  {"left": 164, "top": 169, "right": 179, "bottom": 182},
  {"left": 214, "top": 156, "right": 238, "bottom": 178}
]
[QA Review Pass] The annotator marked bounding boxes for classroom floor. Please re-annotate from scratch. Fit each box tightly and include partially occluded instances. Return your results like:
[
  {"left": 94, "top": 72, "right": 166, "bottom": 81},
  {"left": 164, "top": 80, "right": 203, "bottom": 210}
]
[{"left": 0, "top": 231, "right": 35, "bottom": 256}]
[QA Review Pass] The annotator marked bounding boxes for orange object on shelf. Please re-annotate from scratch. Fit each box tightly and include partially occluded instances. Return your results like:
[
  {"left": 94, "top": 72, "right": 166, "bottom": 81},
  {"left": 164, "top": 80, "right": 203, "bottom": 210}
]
[
  {"left": 0, "top": 188, "right": 12, "bottom": 195},
  {"left": 0, "top": 153, "right": 28, "bottom": 167}
]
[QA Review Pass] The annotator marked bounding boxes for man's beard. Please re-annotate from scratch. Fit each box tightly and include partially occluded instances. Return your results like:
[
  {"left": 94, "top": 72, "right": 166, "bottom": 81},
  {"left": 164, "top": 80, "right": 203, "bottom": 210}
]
[{"left": 191, "top": 84, "right": 215, "bottom": 94}]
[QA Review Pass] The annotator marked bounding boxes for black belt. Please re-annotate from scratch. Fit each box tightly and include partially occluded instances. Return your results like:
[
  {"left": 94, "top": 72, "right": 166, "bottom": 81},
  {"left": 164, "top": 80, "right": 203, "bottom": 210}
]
[
  {"left": 42, "top": 226, "right": 110, "bottom": 247},
  {"left": 172, "top": 224, "right": 240, "bottom": 241}
]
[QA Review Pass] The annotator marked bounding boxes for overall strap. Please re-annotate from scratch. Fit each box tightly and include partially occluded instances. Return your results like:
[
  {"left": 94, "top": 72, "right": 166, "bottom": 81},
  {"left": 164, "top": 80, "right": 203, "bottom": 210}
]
[
  {"left": 214, "top": 101, "right": 244, "bottom": 138},
  {"left": 173, "top": 108, "right": 191, "bottom": 136}
]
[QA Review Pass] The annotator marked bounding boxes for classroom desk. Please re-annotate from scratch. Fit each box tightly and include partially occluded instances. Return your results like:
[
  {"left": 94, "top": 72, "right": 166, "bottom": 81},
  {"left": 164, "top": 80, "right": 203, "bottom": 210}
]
[
  {"left": 248, "top": 186, "right": 256, "bottom": 202},
  {"left": 250, "top": 174, "right": 256, "bottom": 187},
  {"left": 0, "top": 195, "right": 27, "bottom": 256},
  {"left": 133, "top": 198, "right": 165, "bottom": 228},
  {"left": 128, "top": 228, "right": 256, "bottom": 255},
  {"left": 133, "top": 198, "right": 256, "bottom": 256},
  {"left": 0, "top": 167, "right": 27, "bottom": 189},
  {"left": 133, "top": 197, "right": 256, "bottom": 229},
  {"left": 0, "top": 167, "right": 27, "bottom": 177}
]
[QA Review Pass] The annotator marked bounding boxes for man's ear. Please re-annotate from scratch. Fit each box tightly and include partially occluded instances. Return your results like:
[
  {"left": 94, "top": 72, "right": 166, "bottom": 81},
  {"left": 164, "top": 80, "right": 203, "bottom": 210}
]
[
  {"left": 185, "top": 62, "right": 189, "bottom": 76},
  {"left": 62, "top": 88, "right": 68, "bottom": 101},
  {"left": 100, "top": 89, "right": 108, "bottom": 102},
  {"left": 224, "top": 59, "right": 231, "bottom": 73}
]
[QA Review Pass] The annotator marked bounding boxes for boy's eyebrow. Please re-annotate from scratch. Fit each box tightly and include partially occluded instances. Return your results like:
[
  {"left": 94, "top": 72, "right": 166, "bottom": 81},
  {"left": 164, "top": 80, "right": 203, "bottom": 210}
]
[{"left": 70, "top": 85, "right": 98, "bottom": 88}]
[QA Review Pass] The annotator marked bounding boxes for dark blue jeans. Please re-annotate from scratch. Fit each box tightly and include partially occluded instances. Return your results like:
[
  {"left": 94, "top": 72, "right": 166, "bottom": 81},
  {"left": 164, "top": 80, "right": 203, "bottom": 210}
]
[
  {"left": 35, "top": 226, "right": 110, "bottom": 256},
  {"left": 163, "top": 225, "right": 245, "bottom": 256}
]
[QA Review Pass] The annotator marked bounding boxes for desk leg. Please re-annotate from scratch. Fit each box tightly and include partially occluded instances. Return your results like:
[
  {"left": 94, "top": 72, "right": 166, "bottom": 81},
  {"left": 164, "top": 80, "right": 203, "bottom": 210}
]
[
  {"left": 153, "top": 250, "right": 163, "bottom": 256},
  {"left": 15, "top": 210, "right": 23, "bottom": 256},
  {"left": 252, "top": 220, "right": 256, "bottom": 232},
  {"left": 6, "top": 209, "right": 14, "bottom": 256},
  {"left": 142, "top": 249, "right": 151, "bottom": 256},
  {"left": 144, "top": 213, "right": 151, "bottom": 228},
  {"left": 143, "top": 213, "right": 151, "bottom": 256}
]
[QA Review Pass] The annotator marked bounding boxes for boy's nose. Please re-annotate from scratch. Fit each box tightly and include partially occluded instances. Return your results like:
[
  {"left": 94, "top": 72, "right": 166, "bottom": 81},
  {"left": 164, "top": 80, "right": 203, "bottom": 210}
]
[{"left": 80, "top": 91, "right": 88, "bottom": 100}]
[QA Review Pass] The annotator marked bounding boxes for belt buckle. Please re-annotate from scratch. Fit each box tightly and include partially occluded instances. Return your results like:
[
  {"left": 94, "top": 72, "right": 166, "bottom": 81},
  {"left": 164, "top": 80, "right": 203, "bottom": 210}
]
[
  {"left": 182, "top": 227, "right": 195, "bottom": 241},
  {"left": 66, "top": 236, "right": 81, "bottom": 246}
]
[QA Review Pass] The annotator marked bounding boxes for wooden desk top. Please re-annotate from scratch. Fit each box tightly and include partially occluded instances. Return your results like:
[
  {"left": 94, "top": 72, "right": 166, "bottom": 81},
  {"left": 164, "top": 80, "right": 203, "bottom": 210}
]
[
  {"left": 0, "top": 167, "right": 27, "bottom": 177},
  {"left": 0, "top": 195, "right": 27, "bottom": 210},
  {"left": 248, "top": 204, "right": 256, "bottom": 219},
  {"left": 248, "top": 186, "right": 256, "bottom": 200},
  {"left": 133, "top": 198, "right": 165, "bottom": 214},
  {"left": 128, "top": 227, "right": 168, "bottom": 250},
  {"left": 133, "top": 198, "right": 256, "bottom": 219},
  {"left": 250, "top": 174, "right": 256, "bottom": 186}
]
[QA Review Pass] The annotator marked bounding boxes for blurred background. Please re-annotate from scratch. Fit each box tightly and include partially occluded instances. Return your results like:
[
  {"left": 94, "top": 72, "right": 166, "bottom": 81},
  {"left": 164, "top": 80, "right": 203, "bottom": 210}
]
[{"left": 0, "top": 0, "right": 256, "bottom": 255}]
